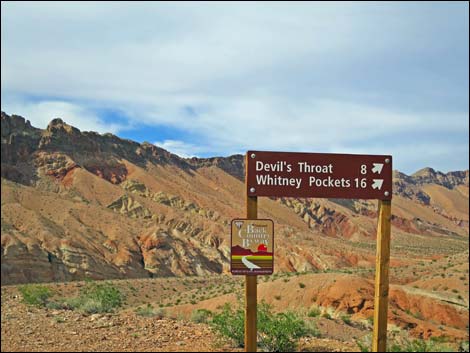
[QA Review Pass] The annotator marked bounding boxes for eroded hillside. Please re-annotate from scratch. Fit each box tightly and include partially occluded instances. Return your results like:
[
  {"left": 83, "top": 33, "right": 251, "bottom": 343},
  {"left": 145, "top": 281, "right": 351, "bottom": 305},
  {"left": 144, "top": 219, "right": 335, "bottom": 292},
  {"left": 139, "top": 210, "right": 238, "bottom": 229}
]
[{"left": 1, "top": 112, "right": 469, "bottom": 285}]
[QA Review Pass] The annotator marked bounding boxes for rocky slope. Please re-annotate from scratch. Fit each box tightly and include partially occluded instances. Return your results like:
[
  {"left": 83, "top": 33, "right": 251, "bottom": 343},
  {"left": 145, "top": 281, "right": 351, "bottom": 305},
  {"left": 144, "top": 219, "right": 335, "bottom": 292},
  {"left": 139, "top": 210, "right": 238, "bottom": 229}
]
[
  {"left": 0, "top": 279, "right": 368, "bottom": 352},
  {"left": 1, "top": 112, "right": 469, "bottom": 285}
]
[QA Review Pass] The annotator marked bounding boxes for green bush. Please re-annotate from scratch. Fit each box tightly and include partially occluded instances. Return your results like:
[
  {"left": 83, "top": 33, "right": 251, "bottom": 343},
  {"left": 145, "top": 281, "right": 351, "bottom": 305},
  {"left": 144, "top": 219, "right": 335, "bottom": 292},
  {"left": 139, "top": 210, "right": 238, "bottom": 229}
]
[
  {"left": 341, "top": 314, "right": 352, "bottom": 325},
  {"left": 211, "top": 303, "right": 245, "bottom": 347},
  {"left": 322, "top": 312, "right": 332, "bottom": 319},
  {"left": 388, "top": 337, "right": 452, "bottom": 352},
  {"left": 134, "top": 306, "right": 166, "bottom": 319},
  {"left": 211, "top": 301, "right": 311, "bottom": 351},
  {"left": 135, "top": 304, "right": 158, "bottom": 317},
  {"left": 459, "top": 340, "right": 469, "bottom": 352},
  {"left": 191, "top": 309, "right": 212, "bottom": 323},
  {"left": 304, "top": 319, "right": 321, "bottom": 338},
  {"left": 257, "top": 302, "right": 309, "bottom": 352},
  {"left": 18, "top": 284, "right": 53, "bottom": 307},
  {"left": 65, "top": 281, "right": 123, "bottom": 314},
  {"left": 54, "top": 316, "right": 65, "bottom": 323},
  {"left": 46, "top": 300, "right": 65, "bottom": 310},
  {"left": 308, "top": 307, "right": 321, "bottom": 317},
  {"left": 356, "top": 334, "right": 372, "bottom": 352},
  {"left": 80, "top": 298, "right": 107, "bottom": 314}
]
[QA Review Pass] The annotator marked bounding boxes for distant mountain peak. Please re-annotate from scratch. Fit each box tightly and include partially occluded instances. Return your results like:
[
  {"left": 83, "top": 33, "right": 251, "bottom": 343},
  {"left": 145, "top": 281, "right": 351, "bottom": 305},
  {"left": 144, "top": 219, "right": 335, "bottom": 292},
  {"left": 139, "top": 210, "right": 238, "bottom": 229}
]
[
  {"left": 45, "top": 118, "right": 81, "bottom": 137},
  {"left": 48, "top": 117, "right": 66, "bottom": 126},
  {"left": 412, "top": 167, "right": 438, "bottom": 177},
  {"left": 1, "top": 111, "right": 39, "bottom": 137}
]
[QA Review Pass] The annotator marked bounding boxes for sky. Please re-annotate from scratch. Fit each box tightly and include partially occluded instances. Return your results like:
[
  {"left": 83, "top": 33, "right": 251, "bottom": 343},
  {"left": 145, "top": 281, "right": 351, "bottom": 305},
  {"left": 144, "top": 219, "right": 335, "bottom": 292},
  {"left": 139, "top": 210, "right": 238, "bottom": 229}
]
[{"left": 1, "top": 2, "right": 469, "bottom": 174}]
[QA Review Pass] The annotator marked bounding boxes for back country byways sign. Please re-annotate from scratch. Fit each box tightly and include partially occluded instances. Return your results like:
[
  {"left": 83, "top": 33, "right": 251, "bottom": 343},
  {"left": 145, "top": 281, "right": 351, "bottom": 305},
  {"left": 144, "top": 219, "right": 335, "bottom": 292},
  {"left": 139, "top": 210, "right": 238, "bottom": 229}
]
[
  {"left": 231, "top": 219, "right": 274, "bottom": 275},
  {"left": 246, "top": 150, "right": 392, "bottom": 200}
]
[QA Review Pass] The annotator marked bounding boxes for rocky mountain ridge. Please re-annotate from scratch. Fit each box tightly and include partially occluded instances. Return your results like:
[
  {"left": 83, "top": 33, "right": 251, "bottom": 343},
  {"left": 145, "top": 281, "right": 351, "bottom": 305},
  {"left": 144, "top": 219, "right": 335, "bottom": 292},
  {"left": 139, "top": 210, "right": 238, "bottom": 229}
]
[
  {"left": 2, "top": 112, "right": 468, "bottom": 189},
  {"left": 1, "top": 112, "right": 469, "bottom": 285}
]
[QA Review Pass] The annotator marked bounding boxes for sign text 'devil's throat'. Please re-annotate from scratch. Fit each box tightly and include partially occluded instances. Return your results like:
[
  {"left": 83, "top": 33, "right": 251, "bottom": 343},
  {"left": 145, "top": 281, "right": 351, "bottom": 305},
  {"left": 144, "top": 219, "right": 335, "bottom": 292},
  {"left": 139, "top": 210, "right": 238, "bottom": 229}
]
[{"left": 247, "top": 151, "right": 392, "bottom": 200}]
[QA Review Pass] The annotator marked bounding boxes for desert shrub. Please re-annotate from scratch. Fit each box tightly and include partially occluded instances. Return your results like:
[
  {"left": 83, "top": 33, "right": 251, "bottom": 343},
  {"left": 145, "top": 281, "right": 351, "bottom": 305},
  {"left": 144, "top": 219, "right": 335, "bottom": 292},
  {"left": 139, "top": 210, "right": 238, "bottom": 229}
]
[
  {"left": 135, "top": 304, "right": 159, "bottom": 317},
  {"left": 45, "top": 300, "right": 65, "bottom": 310},
  {"left": 211, "top": 301, "right": 311, "bottom": 351},
  {"left": 459, "top": 340, "right": 469, "bottom": 352},
  {"left": 322, "top": 311, "right": 332, "bottom": 319},
  {"left": 257, "top": 302, "right": 310, "bottom": 352},
  {"left": 356, "top": 333, "right": 372, "bottom": 352},
  {"left": 304, "top": 319, "right": 321, "bottom": 338},
  {"left": 65, "top": 281, "right": 123, "bottom": 314},
  {"left": 308, "top": 307, "right": 321, "bottom": 317},
  {"left": 54, "top": 316, "right": 65, "bottom": 323},
  {"left": 94, "top": 296, "right": 116, "bottom": 312},
  {"left": 191, "top": 308, "right": 212, "bottom": 323},
  {"left": 388, "top": 336, "right": 452, "bottom": 352},
  {"left": 299, "top": 282, "right": 306, "bottom": 289},
  {"left": 18, "top": 284, "right": 53, "bottom": 307},
  {"left": 341, "top": 314, "right": 352, "bottom": 325},
  {"left": 211, "top": 303, "right": 245, "bottom": 347}
]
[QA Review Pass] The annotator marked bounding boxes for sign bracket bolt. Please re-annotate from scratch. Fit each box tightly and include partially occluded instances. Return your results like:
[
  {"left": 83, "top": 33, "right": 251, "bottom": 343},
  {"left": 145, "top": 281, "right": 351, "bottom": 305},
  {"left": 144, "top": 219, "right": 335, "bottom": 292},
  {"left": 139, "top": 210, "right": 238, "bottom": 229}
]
[
  {"left": 251, "top": 153, "right": 256, "bottom": 159},
  {"left": 250, "top": 187, "right": 256, "bottom": 193},
  {"left": 384, "top": 191, "right": 390, "bottom": 197},
  {"left": 385, "top": 158, "right": 390, "bottom": 164}
]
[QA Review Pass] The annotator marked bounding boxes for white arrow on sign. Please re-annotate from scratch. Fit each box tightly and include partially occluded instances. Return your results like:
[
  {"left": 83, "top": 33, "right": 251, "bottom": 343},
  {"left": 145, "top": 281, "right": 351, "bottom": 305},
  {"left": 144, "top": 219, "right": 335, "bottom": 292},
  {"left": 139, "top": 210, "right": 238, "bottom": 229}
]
[
  {"left": 372, "top": 179, "right": 384, "bottom": 190},
  {"left": 372, "top": 163, "right": 384, "bottom": 174}
]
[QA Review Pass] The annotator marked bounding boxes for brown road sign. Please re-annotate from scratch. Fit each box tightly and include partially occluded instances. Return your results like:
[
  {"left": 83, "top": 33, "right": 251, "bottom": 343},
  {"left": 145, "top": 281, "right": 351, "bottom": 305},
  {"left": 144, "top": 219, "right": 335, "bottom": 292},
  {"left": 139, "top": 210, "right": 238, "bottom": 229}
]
[
  {"left": 231, "top": 219, "right": 274, "bottom": 276},
  {"left": 246, "top": 150, "right": 392, "bottom": 200}
]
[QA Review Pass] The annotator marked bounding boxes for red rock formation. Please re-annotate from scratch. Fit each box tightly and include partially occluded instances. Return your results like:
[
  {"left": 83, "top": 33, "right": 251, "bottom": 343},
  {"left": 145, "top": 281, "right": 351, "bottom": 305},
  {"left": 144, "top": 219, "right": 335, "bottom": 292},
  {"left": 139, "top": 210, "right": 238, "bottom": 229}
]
[{"left": 85, "top": 163, "right": 128, "bottom": 184}]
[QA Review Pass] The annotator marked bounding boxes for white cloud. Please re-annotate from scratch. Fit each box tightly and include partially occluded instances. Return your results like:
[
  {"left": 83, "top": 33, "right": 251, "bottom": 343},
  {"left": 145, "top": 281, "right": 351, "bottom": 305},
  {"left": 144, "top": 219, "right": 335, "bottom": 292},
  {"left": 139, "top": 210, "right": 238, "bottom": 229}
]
[
  {"left": 1, "top": 2, "right": 468, "bottom": 174},
  {"left": 143, "top": 95, "right": 467, "bottom": 150},
  {"left": 153, "top": 139, "right": 204, "bottom": 158},
  {"left": 3, "top": 2, "right": 466, "bottom": 103},
  {"left": 329, "top": 141, "right": 469, "bottom": 175},
  {"left": 2, "top": 98, "right": 127, "bottom": 134}
]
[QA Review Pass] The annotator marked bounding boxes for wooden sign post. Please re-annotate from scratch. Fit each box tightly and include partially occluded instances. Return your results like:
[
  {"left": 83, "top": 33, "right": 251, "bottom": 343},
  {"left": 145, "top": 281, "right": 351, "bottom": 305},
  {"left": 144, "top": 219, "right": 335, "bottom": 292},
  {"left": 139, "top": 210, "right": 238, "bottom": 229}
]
[
  {"left": 372, "top": 200, "right": 392, "bottom": 352},
  {"left": 237, "top": 151, "right": 393, "bottom": 352},
  {"left": 246, "top": 156, "right": 258, "bottom": 352}
]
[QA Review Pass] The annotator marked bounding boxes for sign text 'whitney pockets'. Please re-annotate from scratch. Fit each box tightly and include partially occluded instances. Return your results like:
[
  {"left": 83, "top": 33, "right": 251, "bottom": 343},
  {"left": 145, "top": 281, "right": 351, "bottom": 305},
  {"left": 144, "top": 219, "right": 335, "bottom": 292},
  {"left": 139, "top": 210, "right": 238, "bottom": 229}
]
[{"left": 255, "top": 160, "right": 351, "bottom": 189}]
